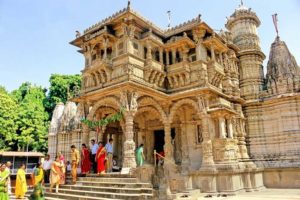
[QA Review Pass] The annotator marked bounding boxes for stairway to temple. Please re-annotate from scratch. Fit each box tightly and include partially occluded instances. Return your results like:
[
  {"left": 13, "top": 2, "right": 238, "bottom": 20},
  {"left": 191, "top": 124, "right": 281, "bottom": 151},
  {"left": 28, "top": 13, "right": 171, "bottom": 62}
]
[{"left": 45, "top": 173, "right": 155, "bottom": 200}]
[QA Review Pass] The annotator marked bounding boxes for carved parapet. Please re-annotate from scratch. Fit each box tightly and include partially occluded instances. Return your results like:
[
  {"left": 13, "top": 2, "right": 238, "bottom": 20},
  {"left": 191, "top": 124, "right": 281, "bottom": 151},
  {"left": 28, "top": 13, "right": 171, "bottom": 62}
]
[
  {"left": 212, "top": 138, "right": 238, "bottom": 163},
  {"left": 207, "top": 61, "right": 225, "bottom": 88}
]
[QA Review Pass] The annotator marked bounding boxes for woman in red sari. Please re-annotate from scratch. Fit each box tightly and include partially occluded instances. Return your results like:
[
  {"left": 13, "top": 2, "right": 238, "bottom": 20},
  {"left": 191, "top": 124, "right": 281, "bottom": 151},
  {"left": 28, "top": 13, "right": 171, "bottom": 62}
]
[
  {"left": 81, "top": 143, "right": 91, "bottom": 174},
  {"left": 96, "top": 142, "right": 106, "bottom": 174}
]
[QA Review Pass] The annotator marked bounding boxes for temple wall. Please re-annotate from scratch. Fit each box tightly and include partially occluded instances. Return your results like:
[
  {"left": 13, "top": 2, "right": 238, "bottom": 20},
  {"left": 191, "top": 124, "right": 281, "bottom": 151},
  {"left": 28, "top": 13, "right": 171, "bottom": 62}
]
[{"left": 244, "top": 94, "right": 300, "bottom": 188}]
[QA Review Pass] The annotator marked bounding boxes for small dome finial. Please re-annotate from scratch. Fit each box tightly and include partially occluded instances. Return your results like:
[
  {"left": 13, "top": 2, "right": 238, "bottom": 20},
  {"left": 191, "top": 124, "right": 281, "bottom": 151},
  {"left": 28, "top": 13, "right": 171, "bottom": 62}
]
[{"left": 127, "top": 0, "right": 131, "bottom": 10}]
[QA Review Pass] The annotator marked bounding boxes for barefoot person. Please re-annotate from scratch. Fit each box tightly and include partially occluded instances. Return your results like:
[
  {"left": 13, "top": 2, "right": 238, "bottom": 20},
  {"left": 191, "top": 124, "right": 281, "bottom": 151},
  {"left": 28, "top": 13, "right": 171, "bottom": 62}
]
[
  {"left": 15, "top": 163, "right": 27, "bottom": 199},
  {"left": 81, "top": 144, "right": 91, "bottom": 174},
  {"left": 136, "top": 144, "right": 145, "bottom": 167},
  {"left": 0, "top": 163, "right": 10, "bottom": 200},
  {"left": 96, "top": 142, "right": 106, "bottom": 174},
  {"left": 50, "top": 156, "right": 63, "bottom": 193},
  {"left": 70, "top": 145, "right": 80, "bottom": 183}
]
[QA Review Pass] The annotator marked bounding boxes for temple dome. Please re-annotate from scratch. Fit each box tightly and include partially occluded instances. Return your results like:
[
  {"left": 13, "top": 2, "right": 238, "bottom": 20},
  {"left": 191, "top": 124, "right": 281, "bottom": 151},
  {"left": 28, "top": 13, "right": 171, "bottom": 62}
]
[
  {"left": 49, "top": 102, "right": 65, "bottom": 136},
  {"left": 60, "top": 101, "right": 78, "bottom": 131}
]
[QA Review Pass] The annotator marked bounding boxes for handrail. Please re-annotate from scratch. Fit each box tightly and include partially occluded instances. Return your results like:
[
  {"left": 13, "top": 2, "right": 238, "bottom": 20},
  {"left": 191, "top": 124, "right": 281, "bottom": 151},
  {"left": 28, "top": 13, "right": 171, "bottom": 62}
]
[{"left": 153, "top": 150, "right": 175, "bottom": 167}]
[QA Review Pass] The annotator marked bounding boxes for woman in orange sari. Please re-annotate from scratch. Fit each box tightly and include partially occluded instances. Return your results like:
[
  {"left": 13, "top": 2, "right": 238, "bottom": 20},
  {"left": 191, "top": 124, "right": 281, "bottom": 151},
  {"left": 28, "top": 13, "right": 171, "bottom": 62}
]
[
  {"left": 50, "top": 156, "right": 63, "bottom": 193},
  {"left": 96, "top": 142, "right": 106, "bottom": 174},
  {"left": 81, "top": 144, "right": 91, "bottom": 174}
]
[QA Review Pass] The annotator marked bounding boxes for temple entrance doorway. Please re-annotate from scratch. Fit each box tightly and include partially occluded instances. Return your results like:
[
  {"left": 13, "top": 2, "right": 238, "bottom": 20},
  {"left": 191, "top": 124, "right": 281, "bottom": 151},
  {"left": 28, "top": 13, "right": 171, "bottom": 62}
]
[
  {"left": 154, "top": 130, "right": 165, "bottom": 156},
  {"left": 154, "top": 129, "right": 176, "bottom": 164}
]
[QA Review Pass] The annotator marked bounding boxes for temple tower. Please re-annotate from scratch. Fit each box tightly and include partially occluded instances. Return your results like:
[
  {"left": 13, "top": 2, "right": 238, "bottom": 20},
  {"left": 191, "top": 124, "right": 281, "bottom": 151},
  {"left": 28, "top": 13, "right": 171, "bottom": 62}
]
[{"left": 226, "top": 3, "right": 265, "bottom": 100}]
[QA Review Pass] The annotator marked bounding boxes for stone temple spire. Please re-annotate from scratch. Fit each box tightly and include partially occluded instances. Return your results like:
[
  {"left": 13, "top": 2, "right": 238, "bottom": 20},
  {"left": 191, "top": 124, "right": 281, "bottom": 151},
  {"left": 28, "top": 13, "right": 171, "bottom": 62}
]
[
  {"left": 266, "top": 37, "right": 300, "bottom": 95},
  {"left": 226, "top": 2, "right": 265, "bottom": 100}
]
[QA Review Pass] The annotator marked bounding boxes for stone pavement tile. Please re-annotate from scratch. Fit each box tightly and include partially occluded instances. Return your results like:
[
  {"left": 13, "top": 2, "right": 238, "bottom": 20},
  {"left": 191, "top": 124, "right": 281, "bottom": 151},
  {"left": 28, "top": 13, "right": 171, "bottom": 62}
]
[{"left": 195, "top": 189, "right": 300, "bottom": 200}]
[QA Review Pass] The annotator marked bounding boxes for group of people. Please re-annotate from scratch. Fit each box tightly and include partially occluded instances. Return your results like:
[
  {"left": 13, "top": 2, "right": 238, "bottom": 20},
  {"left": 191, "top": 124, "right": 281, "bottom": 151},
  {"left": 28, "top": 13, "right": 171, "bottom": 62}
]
[
  {"left": 0, "top": 162, "right": 42, "bottom": 200},
  {"left": 0, "top": 140, "right": 149, "bottom": 200},
  {"left": 90, "top": 139, "right": 119, "bottom": 174}
]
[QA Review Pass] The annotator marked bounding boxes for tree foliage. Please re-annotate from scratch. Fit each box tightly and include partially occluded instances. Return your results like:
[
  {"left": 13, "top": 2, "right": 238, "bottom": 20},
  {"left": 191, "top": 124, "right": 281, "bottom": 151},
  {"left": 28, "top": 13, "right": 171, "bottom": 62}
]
[
  {"left": 0, "top": 89, "right": 18, "bottom": 150},
  {"left": 11, "top": 83, "right": 49, "bottom": 152},
  {"left": 0, "top": 74, "right": 81, "bottom": 152},
  {"left": 44, "top": 74, "right": 81, "bottom": 118}
]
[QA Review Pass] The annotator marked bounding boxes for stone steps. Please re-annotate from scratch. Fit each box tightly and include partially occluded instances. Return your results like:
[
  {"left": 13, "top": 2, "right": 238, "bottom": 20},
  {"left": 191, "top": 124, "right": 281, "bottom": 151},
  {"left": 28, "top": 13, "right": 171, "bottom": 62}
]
[
  {"left": 45, "top": 192, "right": 121, "bottom": 200},
  {"left": 47, "top": 188, "right": 153, "bottom": 199},
  {"left": 45, "top": 173, "right": 155, "bottom": 200},
  {"left": 77, "top": 180, "right": 152, "bottom": 188},
  {"left": 60, "top": 184, "right": 153, "bottom": 194}
]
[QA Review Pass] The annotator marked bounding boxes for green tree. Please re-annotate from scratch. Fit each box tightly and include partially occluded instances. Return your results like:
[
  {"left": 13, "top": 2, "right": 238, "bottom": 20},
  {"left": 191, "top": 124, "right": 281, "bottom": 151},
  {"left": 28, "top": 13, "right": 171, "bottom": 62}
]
[
  {"left": 0, "top": 87, "right": 18, "bottom": 150},
  {"left": 12, "top": 84, "right": 49, "bottom": 152},
  {"left": 44, "top": 74, "right": 81, "bottom": 117}
]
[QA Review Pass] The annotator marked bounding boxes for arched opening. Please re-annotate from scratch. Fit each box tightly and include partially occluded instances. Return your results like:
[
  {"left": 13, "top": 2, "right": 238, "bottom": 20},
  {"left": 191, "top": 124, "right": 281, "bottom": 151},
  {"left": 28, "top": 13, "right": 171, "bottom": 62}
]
[{"left": 169, "top": 99, "right": 203, "bottom": 169}]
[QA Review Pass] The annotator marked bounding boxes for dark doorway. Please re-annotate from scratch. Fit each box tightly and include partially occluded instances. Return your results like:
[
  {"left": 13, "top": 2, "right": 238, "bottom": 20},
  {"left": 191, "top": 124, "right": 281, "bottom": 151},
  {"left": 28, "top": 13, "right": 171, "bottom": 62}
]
[
  {"left": 154, "top": 128, "right": 176, "bottom": 153},
  {"left": 154, "top": 130, "right": 165, "bottom": 153}
]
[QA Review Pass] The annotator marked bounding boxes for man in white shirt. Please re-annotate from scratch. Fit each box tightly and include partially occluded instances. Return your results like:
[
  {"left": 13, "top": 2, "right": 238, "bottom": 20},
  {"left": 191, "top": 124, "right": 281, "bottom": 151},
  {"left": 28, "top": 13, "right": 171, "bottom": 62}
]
[
  {"left": 42, "top": 154, "right": 52, "bottom": 184},
  {"left": 90, "top": 139, "right": 99, "bottom": 173},
  {"left": 5, "top": 161, "right": 12, "bottom": 194},
  {"left": 105, "top": 138, "right": 113, "bottom": 173}
]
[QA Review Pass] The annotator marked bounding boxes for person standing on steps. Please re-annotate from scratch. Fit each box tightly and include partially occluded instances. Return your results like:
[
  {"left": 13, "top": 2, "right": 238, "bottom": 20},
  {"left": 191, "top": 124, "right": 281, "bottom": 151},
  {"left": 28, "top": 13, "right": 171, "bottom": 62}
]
[
  {"left": 50, "top": 156, "right": 63, "bottom": 193},
  {"left": 70, "top": 145, "right": 80, "bottom": 183},
  {"left": 15, "top": 163, "right": 27, "bottom": 199},
  {"left": 136, "top": 144, "right": 145, "bottom": 167},
  {"left": 42, "top": 154, "right": 52, "bottom": 184},
  {"left": 81, "top": 143, "right": 91, "bottom": 174},
  {"left": 105, "top": 138, "right": 114, "bottom": 173},
  {"left": 90, "top": 139, "right": 98, "bottom": 173},
  {"left": 0, "top": 163, "right": 10, "bottom": 200},
  {"left": 96, "top": 142, "right": 106, "bottom": 174},
  {"left": 5, "top": 161, "right": 12, "bottom": 195},
  {"left": 29, "top": 162, "right": 45, "bottom": 200}
]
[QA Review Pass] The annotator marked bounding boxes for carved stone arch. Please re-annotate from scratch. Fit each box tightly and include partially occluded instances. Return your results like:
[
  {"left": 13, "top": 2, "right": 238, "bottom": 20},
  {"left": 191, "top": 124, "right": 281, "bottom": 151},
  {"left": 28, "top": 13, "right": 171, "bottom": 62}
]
[
  {"left": 169, "top": 98, "right": 200, "bottom": 123},
  {"left": 87, "top": 96, "right": 121, "bottom": 120},
  {"left": 135, "top": 106, "right": 164, "bottom": 123},
  {"left": 137, "top": 96, "right": 167, "bottom": 122}
]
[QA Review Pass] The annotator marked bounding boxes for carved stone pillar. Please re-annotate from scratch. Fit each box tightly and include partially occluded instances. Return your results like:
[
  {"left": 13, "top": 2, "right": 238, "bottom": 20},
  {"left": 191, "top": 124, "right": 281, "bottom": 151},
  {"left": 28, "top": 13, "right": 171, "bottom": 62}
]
[
  {"left": 219, "top": 116, "right": 226, "bottom": 138},
  {"left": 103, "top": 38, "right": 108, "bottom": 59},
  {"left": 166, "top": 50, "right": 170, "bottom": 66},
  {"left": 182, "top": 48, "right": 189, "bottom": 62},
  {"left": 123, "top": 112, "right": 137, "bottom": 168},
  {"left": 219, "top": 53, "right": 223, "bottom": 66},
  {"left": 227, "top": 118, "right": 233, "bottom": 139},
  {"left": 146, "top": 42, "right": 152, "bottom": 60},
  {"left": 200, "top": 115, "right": 215, "bottom": 170},
  {"left": 120, "top": 91, "right": 139, "bottom": 169},
  {"left": 82, "top": 125, "right": 90, "bottom": 146},
  {"left": 159, "top": 48, "right": 163, "bottom": 64},
  {"left": 172, "top": 49, "right": 176, "bottom": 64},
  {"left": 210, "top": 46, "right": 215, "bottom": 61},
  {"left": 163, "top": 123, "right": 174, "bottom": 162}
]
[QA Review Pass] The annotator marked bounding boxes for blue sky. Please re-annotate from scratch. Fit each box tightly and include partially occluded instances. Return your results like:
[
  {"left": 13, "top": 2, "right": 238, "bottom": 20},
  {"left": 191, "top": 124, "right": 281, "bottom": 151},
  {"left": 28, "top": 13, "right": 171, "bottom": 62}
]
[{"left": 0, "top": 0, "right": 299, "bottom": 91}]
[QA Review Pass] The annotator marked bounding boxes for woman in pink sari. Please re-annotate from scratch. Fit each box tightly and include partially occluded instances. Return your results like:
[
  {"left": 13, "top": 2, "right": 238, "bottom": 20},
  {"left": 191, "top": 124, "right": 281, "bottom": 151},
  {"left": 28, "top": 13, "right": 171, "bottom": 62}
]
[
  {"left": 96, "top": 142, "right": 106, "bottom": 174},
  {"left": 81, "top": 144, "right": 91, "bottom": 174}
]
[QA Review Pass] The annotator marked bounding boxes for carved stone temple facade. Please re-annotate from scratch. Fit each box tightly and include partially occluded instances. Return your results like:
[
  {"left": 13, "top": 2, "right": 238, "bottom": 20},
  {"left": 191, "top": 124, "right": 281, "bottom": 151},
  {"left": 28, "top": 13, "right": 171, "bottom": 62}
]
[{"left": 48, "top": 2, "right": 300, "bottom": 197}]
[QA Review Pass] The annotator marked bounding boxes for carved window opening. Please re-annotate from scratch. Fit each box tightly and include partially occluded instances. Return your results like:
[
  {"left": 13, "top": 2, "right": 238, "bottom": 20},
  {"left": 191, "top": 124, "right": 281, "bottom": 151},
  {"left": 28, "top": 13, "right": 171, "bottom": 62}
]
[
  {"left": 196, "top": 124, "right": 203, "bottom": 144},
  {"left": 189, "top": 48, "right": 196, "bottom": 62},
  {"left": 107, "top": 48, "right": 112, "bottom": 59},
  {"left": 133, "top": 42, "right": 139, "bottom": 50},
  {"left": 176, "top": 51, "right": 181, "bottom": 63},
  {"left": 154, "top": 51, "right": 159, "bottom": 62},
  {"left": 92, "top": 54, "right": 97, "bottom": 61}
]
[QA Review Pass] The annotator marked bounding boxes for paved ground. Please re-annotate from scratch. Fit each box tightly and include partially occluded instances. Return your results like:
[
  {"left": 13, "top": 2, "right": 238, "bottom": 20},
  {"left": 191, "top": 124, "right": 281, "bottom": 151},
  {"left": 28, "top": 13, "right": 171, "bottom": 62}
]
[
  {"left": 194, "top": 189, "right": 300, "bottom": 200},
  {"left": 8, "top": 189, "right": 300, "bottom": 200}
]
